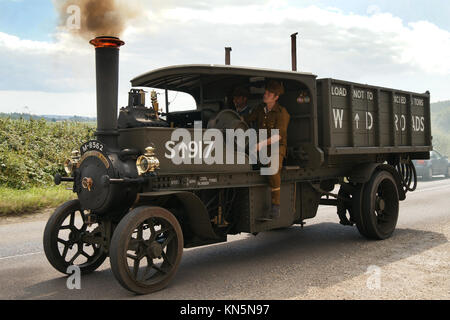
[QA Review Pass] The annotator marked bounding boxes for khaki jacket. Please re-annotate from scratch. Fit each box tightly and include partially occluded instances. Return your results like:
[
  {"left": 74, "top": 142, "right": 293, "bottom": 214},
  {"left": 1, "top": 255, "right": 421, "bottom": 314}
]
[{"left": 244, "top": 103, "right": 290, "bottom": 157}]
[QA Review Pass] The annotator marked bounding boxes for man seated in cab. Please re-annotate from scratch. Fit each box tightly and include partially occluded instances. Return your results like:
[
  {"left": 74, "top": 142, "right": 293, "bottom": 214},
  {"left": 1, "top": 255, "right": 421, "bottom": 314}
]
[
  {"left": 243, "top": 80, "right": 290, "bottom": 220},
  {"left": 232, "top": 86, "right": 252, "bottom": 117}
]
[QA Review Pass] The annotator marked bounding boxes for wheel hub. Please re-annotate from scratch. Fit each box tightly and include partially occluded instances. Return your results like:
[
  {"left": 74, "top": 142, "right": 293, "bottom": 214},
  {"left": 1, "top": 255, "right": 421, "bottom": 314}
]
[
  {"left": 377, "top": 198, "right": 386, "bottom": 211},
  {"left": 69, "top": 230, "right": 81, "bottom": 243},
  {"left": 147, "top": 241, "right": 163, "bottom": 258}
]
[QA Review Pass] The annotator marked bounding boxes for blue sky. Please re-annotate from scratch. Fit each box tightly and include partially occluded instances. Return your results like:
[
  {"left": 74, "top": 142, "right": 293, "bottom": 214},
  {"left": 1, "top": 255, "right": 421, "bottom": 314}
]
[
  {"left": 291, "top": 0, "right": 450, "bottom": 31},
  {"left": 0, "top": 0, "right": 449, "bottom": 115},
  {"left": 0, "top": 0, "right": 57, "bottom": 42}
]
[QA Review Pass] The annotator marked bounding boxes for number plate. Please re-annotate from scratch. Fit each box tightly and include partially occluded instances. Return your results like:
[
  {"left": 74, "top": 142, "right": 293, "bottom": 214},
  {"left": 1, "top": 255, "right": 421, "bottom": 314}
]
[{"left": 80, "top": 140, "right": 105, "bottom": 155}]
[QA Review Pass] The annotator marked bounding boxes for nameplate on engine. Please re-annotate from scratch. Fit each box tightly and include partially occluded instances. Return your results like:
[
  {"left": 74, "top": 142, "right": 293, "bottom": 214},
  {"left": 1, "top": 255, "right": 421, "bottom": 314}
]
[{"left": 80, "top": 140, "right": 105, "bottom": 155}]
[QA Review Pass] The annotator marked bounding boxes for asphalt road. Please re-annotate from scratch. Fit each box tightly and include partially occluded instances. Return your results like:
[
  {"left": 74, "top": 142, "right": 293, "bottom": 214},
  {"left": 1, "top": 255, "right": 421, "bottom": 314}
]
[{"left": 0, "top": 177, "right": 449, "bottom": 300}]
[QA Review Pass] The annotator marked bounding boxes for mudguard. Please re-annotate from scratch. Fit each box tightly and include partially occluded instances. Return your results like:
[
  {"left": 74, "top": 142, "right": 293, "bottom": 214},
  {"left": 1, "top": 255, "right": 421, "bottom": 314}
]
[
  {"left": 135, "top": 191, "right": 219, "bottom": 240},
  {"left": 349, "top": 163, "right": 406, "bottom": 201}
]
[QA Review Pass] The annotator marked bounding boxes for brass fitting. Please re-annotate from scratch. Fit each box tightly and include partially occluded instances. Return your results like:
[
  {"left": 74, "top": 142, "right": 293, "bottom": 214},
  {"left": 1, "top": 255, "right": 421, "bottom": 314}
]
[
  {"left": 82, "top": 177, "right": 93, "bottom": 191},
  {"left": 64, "top": 150, "right": 81, "bottom": 175},
  {"left": 136, "top": 146, "right": 160, "bottom": 175},
  {"left": 151, "top": 90, "right": 159, "bottom": 119}
]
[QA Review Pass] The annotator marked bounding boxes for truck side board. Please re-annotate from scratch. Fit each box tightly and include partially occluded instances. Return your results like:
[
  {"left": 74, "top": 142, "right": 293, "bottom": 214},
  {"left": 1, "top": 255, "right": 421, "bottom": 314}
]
[{"left": 317, "top": 78, "right": 432, "bottom": 158}]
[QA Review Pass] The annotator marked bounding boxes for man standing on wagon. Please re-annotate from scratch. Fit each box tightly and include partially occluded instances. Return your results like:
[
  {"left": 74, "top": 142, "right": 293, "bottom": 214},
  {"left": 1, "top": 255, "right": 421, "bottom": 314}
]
[{"left": 243, "top": 80, "right": 290, "bottom": 220}]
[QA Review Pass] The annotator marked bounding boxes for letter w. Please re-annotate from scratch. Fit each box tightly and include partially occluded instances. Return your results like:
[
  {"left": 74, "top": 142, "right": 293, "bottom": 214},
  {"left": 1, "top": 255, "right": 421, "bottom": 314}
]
[{"left": 333, "top": 109, "right": 344, "bottom": 129}]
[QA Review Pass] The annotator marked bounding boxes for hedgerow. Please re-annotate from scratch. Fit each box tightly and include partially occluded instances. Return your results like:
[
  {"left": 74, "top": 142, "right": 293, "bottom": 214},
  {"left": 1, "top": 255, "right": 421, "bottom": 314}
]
[{"left": 0, "top": 118, "right": 94, "bottom": 189}]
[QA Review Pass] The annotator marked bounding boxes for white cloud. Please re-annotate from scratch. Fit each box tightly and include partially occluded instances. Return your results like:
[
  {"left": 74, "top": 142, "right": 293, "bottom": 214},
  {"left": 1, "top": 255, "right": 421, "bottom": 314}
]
[
  {"left": 0, "top": 31, "right": 94, "bottom": 93},
  {"left": 156, "top": 5, "right": 450, "bottom": 75},
  {"left": 399, "top": 20, "right": 450, "bottom": 74},
  {"left": 0, "top": 90, "right": 96, "bottom": 116}
]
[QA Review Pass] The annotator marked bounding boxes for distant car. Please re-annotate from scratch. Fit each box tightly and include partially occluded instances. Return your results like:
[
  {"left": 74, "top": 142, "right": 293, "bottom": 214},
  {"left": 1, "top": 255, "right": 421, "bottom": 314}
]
[{"left": 413, "top": 150, "right": 450, "bottom": 180}]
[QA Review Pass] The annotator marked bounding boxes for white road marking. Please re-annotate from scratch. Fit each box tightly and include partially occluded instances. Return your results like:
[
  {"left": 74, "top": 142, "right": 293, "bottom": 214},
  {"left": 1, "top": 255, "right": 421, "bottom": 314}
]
[
  {"left": 415, "top": 185, "right": 450, "bottom": 193},
  {"left": 0, "top": 251, "right": 43, "bottom": 261}
]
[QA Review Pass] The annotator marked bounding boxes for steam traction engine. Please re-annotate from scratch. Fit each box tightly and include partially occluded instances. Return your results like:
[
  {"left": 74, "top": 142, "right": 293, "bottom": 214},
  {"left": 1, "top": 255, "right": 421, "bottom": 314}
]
[{"left": 43, "top": 37, "right": 432, "bottom": 294}]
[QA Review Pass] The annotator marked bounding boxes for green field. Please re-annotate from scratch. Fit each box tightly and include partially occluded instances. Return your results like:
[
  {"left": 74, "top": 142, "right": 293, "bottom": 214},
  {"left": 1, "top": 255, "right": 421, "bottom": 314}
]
[
  {"left": 0, "top": 117, "right": 94, "bottom": 189},
  {"left": 0, "top": 117, "right": 94, "bottom": 215}
]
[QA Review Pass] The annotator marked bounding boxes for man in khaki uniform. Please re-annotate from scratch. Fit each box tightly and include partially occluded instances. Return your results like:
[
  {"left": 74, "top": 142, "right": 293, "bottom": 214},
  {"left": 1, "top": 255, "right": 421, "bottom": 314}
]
[{"left": 243, "top": 80, "right": 290, "bottom": 220}]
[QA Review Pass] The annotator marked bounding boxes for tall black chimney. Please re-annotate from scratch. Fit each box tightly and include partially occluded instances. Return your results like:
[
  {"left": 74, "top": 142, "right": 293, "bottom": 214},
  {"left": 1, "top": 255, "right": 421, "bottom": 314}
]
[
  {"left": 291, "top": 32, "right": 298, "bottom": 71},
  {"left": 225, "top": 47, "right": 232, "bottom": 65},
  {"left": 89, "top": 36, "right": 125, "bottom": 149}
]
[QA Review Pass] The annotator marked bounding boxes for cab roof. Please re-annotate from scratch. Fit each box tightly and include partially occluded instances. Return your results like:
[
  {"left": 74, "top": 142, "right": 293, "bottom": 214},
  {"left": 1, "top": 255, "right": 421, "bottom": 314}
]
[{"left": 131, "top": 64, "right": 316, "bottom": 91}]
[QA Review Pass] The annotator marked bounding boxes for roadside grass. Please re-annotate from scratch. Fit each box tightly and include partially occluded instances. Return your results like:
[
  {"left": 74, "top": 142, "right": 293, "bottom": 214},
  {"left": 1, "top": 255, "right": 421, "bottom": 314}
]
[{"left": 0, "top": 186, "right": 76, "bottom": 216}]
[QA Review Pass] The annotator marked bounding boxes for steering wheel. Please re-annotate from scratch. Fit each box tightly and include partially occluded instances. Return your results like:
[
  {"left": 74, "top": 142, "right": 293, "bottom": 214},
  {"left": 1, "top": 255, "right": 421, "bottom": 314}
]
[
  {"left": 207, "top": 109, "right": 249, "bottom": 131},
  {"left": 207, "top": 110, "right": 250, "bottom": 153}
]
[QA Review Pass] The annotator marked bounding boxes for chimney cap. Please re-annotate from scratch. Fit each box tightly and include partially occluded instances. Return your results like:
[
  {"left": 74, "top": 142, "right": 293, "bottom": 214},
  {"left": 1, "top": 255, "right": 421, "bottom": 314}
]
[{"left": 90, "top": 36, "right": 125, "bottom": 49}]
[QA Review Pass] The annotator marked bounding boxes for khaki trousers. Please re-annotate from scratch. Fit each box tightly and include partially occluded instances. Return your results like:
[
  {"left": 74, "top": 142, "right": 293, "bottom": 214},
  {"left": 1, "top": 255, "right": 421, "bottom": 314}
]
[{"left": 268, "top": 155, "right": 284, "bottom": 205}]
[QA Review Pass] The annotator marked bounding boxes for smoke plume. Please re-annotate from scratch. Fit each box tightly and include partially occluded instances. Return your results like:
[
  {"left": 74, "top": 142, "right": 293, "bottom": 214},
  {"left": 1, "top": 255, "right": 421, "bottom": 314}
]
[{"left": 55, "top": 0, "right": 143, "bottom": 40}]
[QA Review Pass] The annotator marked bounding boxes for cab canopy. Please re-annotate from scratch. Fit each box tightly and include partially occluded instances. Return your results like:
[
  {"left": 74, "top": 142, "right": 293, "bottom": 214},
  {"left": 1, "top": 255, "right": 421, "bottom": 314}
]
[{"left": 131, "top": 64, "right": 316, "bottom": 96}]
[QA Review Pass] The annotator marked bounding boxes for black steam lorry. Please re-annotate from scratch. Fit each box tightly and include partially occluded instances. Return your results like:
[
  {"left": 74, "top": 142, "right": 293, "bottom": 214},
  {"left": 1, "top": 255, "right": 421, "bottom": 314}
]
[{"left": 43, "top": 36, "right": 432, "bottom": 294}]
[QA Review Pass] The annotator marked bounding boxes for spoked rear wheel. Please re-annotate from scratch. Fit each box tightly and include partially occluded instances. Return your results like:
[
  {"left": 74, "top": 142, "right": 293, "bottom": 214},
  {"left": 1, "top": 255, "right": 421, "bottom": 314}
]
[
  {"left": 109, "top": 206, "right": 183, "bottom": 295},
  {"left": 359, "top": 170, "right": 399, "bottom": 240},
  {"left": 43, "top": 200, "right": 107, "bottom": 275}
]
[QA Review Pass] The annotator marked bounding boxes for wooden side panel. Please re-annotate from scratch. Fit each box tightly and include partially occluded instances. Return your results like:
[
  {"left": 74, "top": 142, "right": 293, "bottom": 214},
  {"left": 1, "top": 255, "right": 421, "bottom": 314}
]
[{"left": 317, "top": 78, "right": 431, "bottom": 155}]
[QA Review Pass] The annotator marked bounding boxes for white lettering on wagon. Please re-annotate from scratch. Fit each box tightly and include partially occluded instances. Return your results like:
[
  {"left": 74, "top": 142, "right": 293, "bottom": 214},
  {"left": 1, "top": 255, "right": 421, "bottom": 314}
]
[
  {"left": 413, "top": 98, "right": 424, "bottom": 107},
  {"left": 394, "top": 96, "right": 425, "bottom": 107},
  {"left": 353, "top": 89, "right": 374, "bottom": 101},
  {"left": 331, "top": 86, "right": 347, "bottom": 97},
  {"left": 354, "top": 112, "right": 373, "bottom": 130},
  {"left": 411, "top": 115, "right": 425, "bottom": 132},
  {"left": 394, "top": 95, "right": 407, "bottom": 105},
  {"left": 394, "top": 114, "right": 425, "bottom": 132},
  {"left": 366, "top": 112, "right": 373, "bottom": 130},
  {"left": 355, "top": 113, "right": 360, "bottom": 129},
  {"left": 333, "top": 108, "right": 344, "bottom": 128},
  {"left": 401, "top": 115, "right": 406, "bottom": 131}
]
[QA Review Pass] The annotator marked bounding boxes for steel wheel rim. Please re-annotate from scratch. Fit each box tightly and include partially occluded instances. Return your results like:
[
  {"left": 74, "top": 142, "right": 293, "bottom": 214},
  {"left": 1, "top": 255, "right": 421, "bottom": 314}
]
[
  {"left": 124, "top": 216, "right": 179, "bottom": 286},
  {"left": 54, "top": 207, "right": 104, "bottom": 268}
]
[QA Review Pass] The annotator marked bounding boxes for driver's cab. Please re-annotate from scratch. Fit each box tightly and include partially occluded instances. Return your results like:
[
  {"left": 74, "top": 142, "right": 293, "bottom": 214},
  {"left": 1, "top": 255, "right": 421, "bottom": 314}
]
[{"left": 121, "top": 65, "right": 318, "bottom": 167}]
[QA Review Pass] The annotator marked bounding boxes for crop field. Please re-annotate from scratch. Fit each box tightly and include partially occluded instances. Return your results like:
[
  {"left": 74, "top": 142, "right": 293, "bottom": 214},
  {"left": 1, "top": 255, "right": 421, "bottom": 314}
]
[{"left": 0, "top": 117, "right": 94, "bottom": 215}]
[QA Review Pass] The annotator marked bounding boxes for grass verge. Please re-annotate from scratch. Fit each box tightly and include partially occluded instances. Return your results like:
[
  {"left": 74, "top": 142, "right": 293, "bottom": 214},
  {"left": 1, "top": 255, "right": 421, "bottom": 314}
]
[{"left": 0, "top": 186, "right": 76, "bottom": 216}]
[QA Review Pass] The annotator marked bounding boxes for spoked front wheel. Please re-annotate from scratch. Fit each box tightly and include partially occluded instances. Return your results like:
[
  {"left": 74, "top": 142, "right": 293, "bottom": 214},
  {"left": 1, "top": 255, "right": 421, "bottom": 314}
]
[
  {"left": 109, "top": 206, "right": 184, "bottom": 295},
  {"left": 43, "top": 200, "right": 107, "bottom": 275}
]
